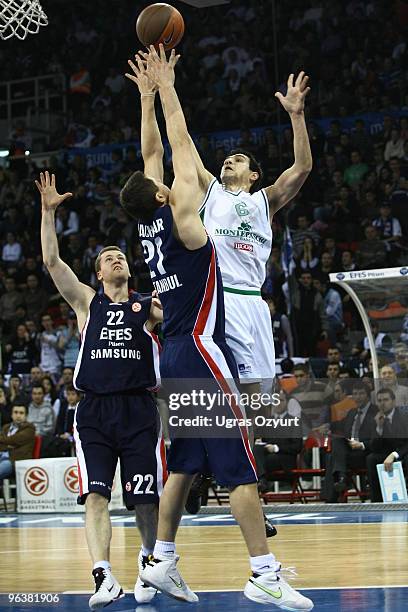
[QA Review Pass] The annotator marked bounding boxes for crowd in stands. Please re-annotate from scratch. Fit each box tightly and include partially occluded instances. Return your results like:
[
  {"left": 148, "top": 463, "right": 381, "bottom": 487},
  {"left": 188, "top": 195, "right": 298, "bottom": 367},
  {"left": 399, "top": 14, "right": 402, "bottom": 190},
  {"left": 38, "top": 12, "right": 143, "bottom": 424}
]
[{"left": 0, "top": 0, "right": 408, "bottom": 501}]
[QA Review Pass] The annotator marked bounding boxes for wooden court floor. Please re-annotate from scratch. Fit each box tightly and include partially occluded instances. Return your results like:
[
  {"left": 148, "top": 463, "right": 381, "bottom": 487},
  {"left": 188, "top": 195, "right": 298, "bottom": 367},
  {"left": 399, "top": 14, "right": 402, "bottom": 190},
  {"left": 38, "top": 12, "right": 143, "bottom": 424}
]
[{"left": 0, "top": 521, "right": 407, "bottom": 593}]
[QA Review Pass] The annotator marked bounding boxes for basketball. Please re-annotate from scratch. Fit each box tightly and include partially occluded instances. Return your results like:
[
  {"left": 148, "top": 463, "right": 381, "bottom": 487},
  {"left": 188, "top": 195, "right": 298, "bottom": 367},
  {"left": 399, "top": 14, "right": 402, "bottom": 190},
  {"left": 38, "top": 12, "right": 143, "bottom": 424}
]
[{"left": 136, "top": 3, "right": 184, "bottom": 51}]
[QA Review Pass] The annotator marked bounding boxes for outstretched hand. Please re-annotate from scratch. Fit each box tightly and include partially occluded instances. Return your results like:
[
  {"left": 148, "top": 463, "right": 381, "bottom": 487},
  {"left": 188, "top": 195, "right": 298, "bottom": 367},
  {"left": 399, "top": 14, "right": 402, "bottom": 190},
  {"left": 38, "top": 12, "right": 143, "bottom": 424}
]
[
  {"left": 35, "top": 171, "right": 72, "bottom": 211},
  {"left": 125, "top": 52, "right": 158, "bottom": 95},
  {"left": 275, "top": 71, "right": 310, "bottom": 115},
  {"left": 141, "top": 44, "right": 180, "bottom": 89}
]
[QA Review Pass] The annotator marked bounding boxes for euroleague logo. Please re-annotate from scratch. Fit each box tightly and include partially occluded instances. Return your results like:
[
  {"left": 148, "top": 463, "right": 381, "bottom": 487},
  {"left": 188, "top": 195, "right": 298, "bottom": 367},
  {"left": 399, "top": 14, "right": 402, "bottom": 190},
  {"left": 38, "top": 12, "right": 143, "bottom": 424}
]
[
  {"left": 132, "top": 302, "right": 142, "bottom": 313},
  {"left": 24, "top": 466, "right": 49, "bottom": 496},
  {"left": 336, "top": 273, "right": 345, "bottom": 280},
  {"left": 400, "top": 267, "right": 408, "bottom": 276},
  {"left": 64, "top": 465, "right": 79, "bottom": 494}
]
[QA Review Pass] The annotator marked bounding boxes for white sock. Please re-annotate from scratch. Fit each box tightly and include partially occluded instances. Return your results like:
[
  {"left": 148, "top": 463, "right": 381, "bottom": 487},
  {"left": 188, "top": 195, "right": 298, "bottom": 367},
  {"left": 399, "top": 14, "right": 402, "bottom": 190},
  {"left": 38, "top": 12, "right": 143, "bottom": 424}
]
[
  {"left": 141, "top": 545, "right": 153, "bottom": 558},
  {"left": 250, "top": 553, "right": 279, "bottom": 575},
  {"left": 153, "top": 540, "right": 176, "bottom": 559},
  {"left": 93, "top": 560, "right": 111, "bottom": 571}
]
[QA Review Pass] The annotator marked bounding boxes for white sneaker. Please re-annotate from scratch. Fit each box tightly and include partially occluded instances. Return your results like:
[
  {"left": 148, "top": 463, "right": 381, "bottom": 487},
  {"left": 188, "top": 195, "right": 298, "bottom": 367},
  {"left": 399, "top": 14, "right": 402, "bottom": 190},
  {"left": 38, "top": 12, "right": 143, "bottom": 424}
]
[
  {"left": 89, "top": 567, "right": 124, "bottom": 610},
  {"left": 134, "top": 552, "right": 158, "bottom": 604},
  {"left": 140, "top": 555, "right": 198, "bottom": 603},
  {"left": 244, "top": 570, "right": 313, "bottom": 611}
]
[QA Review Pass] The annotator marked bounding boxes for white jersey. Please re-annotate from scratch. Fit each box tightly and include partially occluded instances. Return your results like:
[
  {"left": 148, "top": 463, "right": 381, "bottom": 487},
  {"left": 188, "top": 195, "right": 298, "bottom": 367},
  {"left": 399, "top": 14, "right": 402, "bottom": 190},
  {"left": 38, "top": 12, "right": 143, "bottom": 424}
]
[{"left": 200, "top": 179, "right": 272, "bottom": 292}]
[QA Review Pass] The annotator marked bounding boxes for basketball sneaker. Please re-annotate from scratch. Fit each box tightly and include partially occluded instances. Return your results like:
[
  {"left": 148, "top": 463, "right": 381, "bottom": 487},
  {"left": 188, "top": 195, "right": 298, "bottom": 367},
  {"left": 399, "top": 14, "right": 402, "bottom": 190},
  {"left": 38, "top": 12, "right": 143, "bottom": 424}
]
[
  {"left": 134, "top": 552, "right": 158, "bottom": 603},
  {"left": 140, "top": 555, "right": 199, "bottom": 602},
  {"left": 244, "top": 570, "right": 313, "bottom": 611},
  {"left": 88, "top": 567, "right": 124, "bottom": 610}
]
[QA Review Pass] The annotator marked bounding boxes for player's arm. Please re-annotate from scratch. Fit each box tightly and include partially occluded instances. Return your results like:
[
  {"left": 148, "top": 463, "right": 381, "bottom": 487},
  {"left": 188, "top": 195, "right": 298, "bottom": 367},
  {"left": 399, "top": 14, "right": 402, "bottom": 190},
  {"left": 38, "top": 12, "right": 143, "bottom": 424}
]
[
  {"left": 149, "top": 45, "right": 207, "bottom": 250},
  {"left": 36, "top": 172, "right": 95, "bottom": 329},
  {"left": 265, "top": 72, "right": 312, "bottom": 218},
  {"left": 140, "top": 48, "right": 214, "bottom": 192},
  {"left": 126, "top": 54, "right": 164, "bottom": 182},
  {"left": 145, "top": 296, "right": 163, "bottom": 332}
]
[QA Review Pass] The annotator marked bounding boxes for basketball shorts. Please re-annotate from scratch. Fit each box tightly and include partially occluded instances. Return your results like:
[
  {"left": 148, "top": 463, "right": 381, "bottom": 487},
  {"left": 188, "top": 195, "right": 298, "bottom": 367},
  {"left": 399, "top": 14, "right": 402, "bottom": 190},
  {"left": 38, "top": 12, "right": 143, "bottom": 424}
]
[
  {"left": 160, "top": 335, "right": 258, "bottom": 488},
  {"left": 73, "top": 391, "right": 167, "bottom": 509},
  {"left": 224, "top": 291, "right": 275, "bottom": 385}
]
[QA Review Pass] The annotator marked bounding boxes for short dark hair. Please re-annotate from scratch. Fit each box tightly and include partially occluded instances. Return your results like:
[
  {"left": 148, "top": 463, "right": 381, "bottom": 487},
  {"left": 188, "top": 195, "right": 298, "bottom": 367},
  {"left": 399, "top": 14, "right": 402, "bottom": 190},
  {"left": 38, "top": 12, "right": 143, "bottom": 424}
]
[
  {"left": 227, "top": 149, "right": 263, "bottom": 193},
  {"left": 12, "top": 402, "right": 28, "bottom": 414},
  {"left": 280, "top": 358, "right": 294, "bottom": 374},
  {"left": 293, "top": 363, "right": 309, "bottom": 374},
  {"left": 94, "top": 246, "right": 125, "bottom": 274},
  {"left": 120, "top": 170, "right": 160, "bottom": 221},
  {"left": 352, "top": 380, "right": 370, "bottom": 395},
  {"left": 377, "top": 387, "right": 395, "bottom": 401}
]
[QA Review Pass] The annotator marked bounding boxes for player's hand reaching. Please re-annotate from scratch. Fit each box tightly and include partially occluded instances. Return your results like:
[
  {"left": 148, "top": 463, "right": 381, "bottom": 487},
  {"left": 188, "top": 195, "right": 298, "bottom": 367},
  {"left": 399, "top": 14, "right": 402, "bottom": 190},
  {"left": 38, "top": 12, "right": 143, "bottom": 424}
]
[
  {"left": 125, "top": 53, "right": 158, "bottom": 95},
  {"left": 35, "top": 171, "right": 73, "bottom": 211},
  {"left": 143, "top": 44, "right": 180, "bottom": 89},
  {"left": 275, "top": 72, "right": 310, "bottom": 115}
]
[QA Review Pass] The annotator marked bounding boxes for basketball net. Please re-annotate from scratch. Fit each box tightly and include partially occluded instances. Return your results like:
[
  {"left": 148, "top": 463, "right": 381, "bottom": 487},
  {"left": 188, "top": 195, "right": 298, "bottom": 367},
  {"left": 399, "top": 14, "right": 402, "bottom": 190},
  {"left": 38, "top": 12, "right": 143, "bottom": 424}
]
[{"left": 0, "top": 0, "right": 48, "bottom": 40}]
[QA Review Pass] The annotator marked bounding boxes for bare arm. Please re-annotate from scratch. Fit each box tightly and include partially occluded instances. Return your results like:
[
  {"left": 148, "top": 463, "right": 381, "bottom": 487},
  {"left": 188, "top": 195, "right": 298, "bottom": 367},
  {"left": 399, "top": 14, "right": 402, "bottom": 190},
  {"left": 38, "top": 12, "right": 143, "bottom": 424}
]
[
  {"left": 36, "top": 172, "right": 94, "bottom": 329},
  {"left": 265, "top": 72, "right": 313, "bottom": 218},
  {"left": 126, "top": 55, "right": 164, "bottom": 182},
  {"left": 149, "top": 46, "right": 207, "bottom": 250}
]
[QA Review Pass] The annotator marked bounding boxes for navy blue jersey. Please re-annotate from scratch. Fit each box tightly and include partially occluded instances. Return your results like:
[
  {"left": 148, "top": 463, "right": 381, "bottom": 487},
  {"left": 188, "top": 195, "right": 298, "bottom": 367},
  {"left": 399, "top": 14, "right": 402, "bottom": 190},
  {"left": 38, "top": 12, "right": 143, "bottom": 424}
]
[
  {"left": 74, "top": 291, "right": 160, "bottom": 394},
  {"left": 138, "top": 204, "right": 226, "bottom": 338}
]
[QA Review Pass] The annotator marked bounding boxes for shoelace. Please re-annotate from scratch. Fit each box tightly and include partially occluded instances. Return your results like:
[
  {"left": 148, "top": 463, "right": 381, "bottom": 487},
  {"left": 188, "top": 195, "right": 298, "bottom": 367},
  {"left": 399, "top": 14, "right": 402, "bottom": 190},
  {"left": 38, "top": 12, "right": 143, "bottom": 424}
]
[{"left": 277, "top": 566, "right": 298, "bottom": 582}]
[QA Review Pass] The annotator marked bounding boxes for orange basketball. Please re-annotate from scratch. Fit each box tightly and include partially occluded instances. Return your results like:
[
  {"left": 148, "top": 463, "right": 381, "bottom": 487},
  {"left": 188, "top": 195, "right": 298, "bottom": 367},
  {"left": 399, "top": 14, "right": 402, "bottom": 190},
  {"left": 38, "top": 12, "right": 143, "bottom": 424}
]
[{"left": 136, "top": 3, "right": 184, "bottom": 51}]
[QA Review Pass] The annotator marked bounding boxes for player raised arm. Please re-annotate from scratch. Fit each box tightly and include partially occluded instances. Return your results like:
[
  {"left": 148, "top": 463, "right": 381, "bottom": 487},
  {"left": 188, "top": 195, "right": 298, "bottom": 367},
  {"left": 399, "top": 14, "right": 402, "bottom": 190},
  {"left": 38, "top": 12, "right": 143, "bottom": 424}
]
[
  {"left": 147, "top": 44, "right": 207, "bottom": 250},
  {"left": 139, "top": 47, "right": 214, "bottom": 192},
  {"left": 265, "top": 72, "right": 313, "bottom": 217},
  {"left": 126, "top": 54, "right": 164, "bottom": 182},
  {"left": 36, "top": 172, "right": 95, "bottom": 329}
]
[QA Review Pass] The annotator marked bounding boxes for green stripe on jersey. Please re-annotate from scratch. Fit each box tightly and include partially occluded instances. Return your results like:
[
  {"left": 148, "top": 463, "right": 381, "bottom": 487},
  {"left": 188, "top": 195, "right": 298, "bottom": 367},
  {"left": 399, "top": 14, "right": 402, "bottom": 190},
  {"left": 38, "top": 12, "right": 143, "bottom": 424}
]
[{"left": 224, "top": 287, "right": 261, "bottom": 296}]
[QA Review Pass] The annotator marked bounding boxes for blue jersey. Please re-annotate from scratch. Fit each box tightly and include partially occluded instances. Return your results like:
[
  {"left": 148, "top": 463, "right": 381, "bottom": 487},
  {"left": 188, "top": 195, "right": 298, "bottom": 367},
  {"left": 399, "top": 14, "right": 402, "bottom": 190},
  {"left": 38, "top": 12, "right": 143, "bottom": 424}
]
[
  {"left": 73, "top": 291, "right": 160, "bottom": 394},
  {"left": 138, "top": 204, "right": 226, "bottom": 339}
]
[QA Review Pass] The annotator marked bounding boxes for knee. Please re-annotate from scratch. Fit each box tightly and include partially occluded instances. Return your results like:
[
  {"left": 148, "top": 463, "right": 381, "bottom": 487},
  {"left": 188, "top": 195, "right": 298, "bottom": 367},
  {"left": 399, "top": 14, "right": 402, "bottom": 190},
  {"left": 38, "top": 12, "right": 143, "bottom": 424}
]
[{"left": 85, "top": 492, "right": 109, "bottom": 512}]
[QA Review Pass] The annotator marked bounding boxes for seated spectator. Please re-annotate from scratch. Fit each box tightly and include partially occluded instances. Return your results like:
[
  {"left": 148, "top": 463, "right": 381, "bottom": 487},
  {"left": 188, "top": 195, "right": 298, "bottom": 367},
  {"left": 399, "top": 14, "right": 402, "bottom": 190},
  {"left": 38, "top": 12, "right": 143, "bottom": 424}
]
[
  {"left": 2, "top": 232, "right": 22, "bottom": 266},
  {"left": 42, "top": 376, "right": 58, "bottom": 406},
  {"left": 27, "top": 385, "right": 54, "bottom": 436},
  {"left": 360, "top": 321, "right": 392, "bottom": 360},
  {"left": 374, "top": 365, "right": 408, "bottom": 408},
  {"left": 7, "top": 375, "right": 29, "bottom": 405},
  {"left": 24, "top": 275, "right": 49, "bottom": 323},
  {"left": 0, "top": 387, "right": 11, "bottom": 428},
  {"left": 367, "top": 388, "right": 408, "bottom": 501},
  {"left": 290, "top": 363, "right": 332, "bottom": 431},
  {"left": 278, "top": 358, "right": 298, "bottom": 394},
  {"left": 254, "top": 390, "right": 302, "bottom": 492},
  {"left": 341, "top": 250, "right": 356, "bottom": 272},
  {"left": 356, "top": 225, "right": 387, "bottom": 269},
  {"left": 56, "top": 367, "right": 74, "bottom": 401},
  {"left": 58, "top": 312, "right": 80, "bottom": 369},
  {"left": 4, "top": 324, "right": 37, "bottom": 377},
  {"left": 384, "top": 129, "right": 405, "bottom": 161},
  {"left": 0, "top": 277, "right": 24, "bottom": 336},
  {"left": 389, "top": 343, "right": 408, "bottom": 377},
  {"left": 314, "top": 252, "right": 334, "bottom": 283},
  {"left": 39, "top": 314, "right": 62, "bottom": 382},
  {"left": 265, "top": 297, "right": 294, "bottom": 358},
  {"left": 322, "top": 380, "right": 377, "bottom": 502},
  {"left": 296, "top": 236, "right": 320, "bottom": 271},
  {"left": 291, "top": 215, "right": 320, "bottom": 258},
  {"left": 0, "top": 403, "right": 35, "bottom": 484},
  {"left": 28, "top": 366, "right": 44, "bottom": 391},
  {"left": 343, "top": 150, "right": 369, "bottom": 188},
  {"left": 372, "top": 202, "right": 402, "bottom": 264},
  {"left": 41, "top": 386, "right": 80, "bottom": 458}
]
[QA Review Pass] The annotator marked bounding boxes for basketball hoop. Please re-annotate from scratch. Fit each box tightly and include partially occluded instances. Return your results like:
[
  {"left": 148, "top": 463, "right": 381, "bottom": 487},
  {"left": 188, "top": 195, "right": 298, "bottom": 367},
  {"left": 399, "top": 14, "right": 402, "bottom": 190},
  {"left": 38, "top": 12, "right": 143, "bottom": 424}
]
[{"left": 0, "top": 0, "right": 48, "bottom": 40}]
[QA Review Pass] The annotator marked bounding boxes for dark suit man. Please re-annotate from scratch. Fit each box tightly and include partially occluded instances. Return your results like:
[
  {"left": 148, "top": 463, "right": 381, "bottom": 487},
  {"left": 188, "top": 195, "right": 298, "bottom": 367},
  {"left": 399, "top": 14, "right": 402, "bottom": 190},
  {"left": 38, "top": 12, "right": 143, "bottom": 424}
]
[
  {"left": 366, "top": 388, "right": 408, "bottom": 502},
  {"left": 322, "top": 381, "right": 377, "bottom": 502},
  {"left": 254, "top": 390, "right": 303, "bottom": 491}
]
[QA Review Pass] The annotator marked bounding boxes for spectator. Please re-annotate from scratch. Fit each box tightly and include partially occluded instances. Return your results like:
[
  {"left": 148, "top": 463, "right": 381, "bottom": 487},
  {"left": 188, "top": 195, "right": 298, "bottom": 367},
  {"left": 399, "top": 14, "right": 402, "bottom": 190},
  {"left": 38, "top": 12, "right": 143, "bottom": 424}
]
[
  {"left": 375, "top": 365, "right": 408, "bottom": 408},
  {"left": 296, "top": 236, "right": 320, "bottom": 271},
  {"left": 2, "top": 232, "right": 22, "bottom": 266},
  {"left": 24, "top": 274, "right": 49, "bottom": 323},
  {"left": 104, "top": 67, "right": 124, "bottom": 95},
  {"left": 314, "top": 279, "right": 343, "bottom": 347},
  {"left": 367, "top": 388, "right": 408, "bottom": 501},
  {"left": 372, "top": 202, "right": 402, "bottom": 263},
  {"left": 0, "top": 277, "right": 24, "bottom": 334},
  {"left": 7, "top": 375, "right": 29, "bottom": 405},
  {"left": 291, "top": 215, "right": 320, "bottom": 258},
  {"left": 290, "top": 363, "right": 332, "bottom": 431},
  {"left": 4, "top": 324, "right": 37, "bottom": 377},
  {"left": 29, "top": 366, "right": 44, "bottom": 390},
  {"left": 341, "top": 250, "right": 356, "bottom": 272},
  {"left": 39, "top": 314, "right": 62, "bottom": 381},
  {"left": 278, "top": 358, "right": 298, "bottom": 394},
  {"left": 0, "top": 403, "right": 35, "bottom": 484},
  {"left": 0, "top": 387, "right": 11, "bottom": 427},
  {"left": 343, "top": 150, "right": 369, "bottom": 188},
  {"left": 58, "top": 312, "right": 80, "bottom": 369},
  {"left": 389, "top": 343, "right": 408, "bottom": 376},
  {"left": 292, "top": 271, "right": 325, "bottom": 357},
  {"left": 322, "top": 381, "right": 377, "bottom": 502},
  {"left": 265, "top": 297, "right": 294, "bottom": 358},
  {"left": 27, "top": 385, "right": 54, "bottom": 436},
  {"left": 55, "top": 385, "right": 80, "bottom": 439},
  {"left": 384, "top": 128, "right": 405, "bottom": 161},
  {"left": 361, "top": 321, "right": 392, "bottom": 360},
  {"left": 356, "top": 225, "right": 387, "bottom": 269},
  {"left": 254, "top": 390, "right": 302, "bottom": 492}
]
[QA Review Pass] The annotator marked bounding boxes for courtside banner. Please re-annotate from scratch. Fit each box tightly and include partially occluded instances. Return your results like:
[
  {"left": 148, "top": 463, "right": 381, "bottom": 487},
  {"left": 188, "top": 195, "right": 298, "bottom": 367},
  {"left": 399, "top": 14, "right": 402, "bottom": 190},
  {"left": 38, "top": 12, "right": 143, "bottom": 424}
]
[{"left": 330, "top": 267, "right": 408, "bottom": 282}]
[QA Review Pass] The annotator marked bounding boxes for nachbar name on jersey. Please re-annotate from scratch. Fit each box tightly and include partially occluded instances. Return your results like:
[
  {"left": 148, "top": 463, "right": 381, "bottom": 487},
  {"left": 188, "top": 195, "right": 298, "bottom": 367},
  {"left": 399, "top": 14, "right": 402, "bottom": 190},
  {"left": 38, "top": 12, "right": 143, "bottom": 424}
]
[{"left": 90, "top": 348, "right": 142, "bottom": 360}]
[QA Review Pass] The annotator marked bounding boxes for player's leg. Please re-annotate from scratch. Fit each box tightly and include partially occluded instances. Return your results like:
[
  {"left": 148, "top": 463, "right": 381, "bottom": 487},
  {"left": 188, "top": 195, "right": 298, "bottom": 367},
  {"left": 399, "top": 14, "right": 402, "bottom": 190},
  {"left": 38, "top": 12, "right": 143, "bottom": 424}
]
[
  {"left": 119, "top": 394, "right": 165, "bottom": 603},
  {"left": 140, "top": 437, "right": 206, "bottom": 602},
  {"left": 74, "top": 396, "right": 124, "bottom": 610}
]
